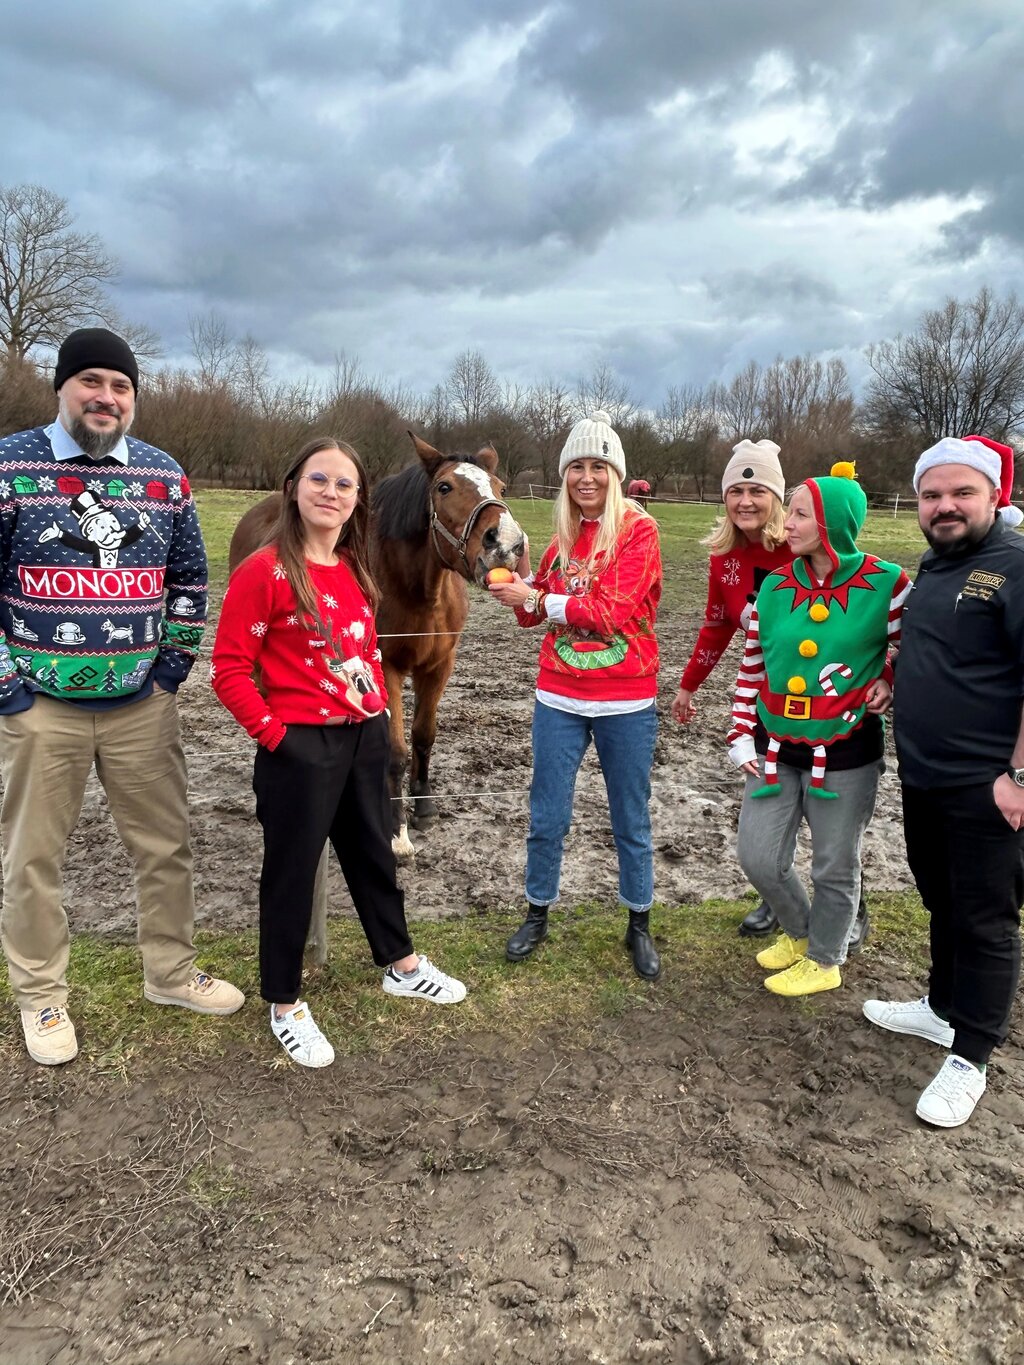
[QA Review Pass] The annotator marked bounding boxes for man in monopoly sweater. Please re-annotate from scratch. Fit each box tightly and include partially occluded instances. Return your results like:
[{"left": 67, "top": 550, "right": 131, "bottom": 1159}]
[{"left": 0, "top": 328, "right": 243, "bottom": 1067}]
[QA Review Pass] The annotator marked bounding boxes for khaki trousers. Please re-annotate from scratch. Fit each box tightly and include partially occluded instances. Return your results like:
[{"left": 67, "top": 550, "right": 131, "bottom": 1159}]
[{"left": 0, "top": 690, "right": 197, "bottom": 1009}]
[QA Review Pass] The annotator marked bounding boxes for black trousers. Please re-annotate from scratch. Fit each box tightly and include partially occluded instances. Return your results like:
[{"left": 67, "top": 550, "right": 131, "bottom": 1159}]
[
  {"left": 253, "top": 718, "right": 414, "bottom": 1003},
  {"left": 902, "top": 781, "right": 1024, "bottom": 1064}
]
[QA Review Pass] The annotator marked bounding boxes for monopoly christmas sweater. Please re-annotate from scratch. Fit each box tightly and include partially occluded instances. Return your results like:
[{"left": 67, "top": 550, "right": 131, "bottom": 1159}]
[
  {"left": 516, "top": 511, "right": 662, "bottom": 702},
  {"left": 680, "top": 540, "right": 793, "bottom": 692},
  {"left": 212, "top": 546, "right": 387, "bottom": 749},
  {"left": 0, "top": 424, "right": 207, "bottom": 713}
]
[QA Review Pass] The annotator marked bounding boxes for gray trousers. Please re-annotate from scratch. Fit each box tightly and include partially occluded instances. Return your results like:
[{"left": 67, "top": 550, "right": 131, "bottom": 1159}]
[{"left": 736, "top": 760, "right": 883, "bottom": 967}]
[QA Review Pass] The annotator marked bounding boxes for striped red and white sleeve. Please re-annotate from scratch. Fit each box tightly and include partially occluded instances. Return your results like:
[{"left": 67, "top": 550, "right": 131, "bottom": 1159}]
[
  {"left": 882, "top": 569, "right": 912, "bottom": 684},
  {"left": 727, "top": 608, "right": 764, "bottom": 765}
]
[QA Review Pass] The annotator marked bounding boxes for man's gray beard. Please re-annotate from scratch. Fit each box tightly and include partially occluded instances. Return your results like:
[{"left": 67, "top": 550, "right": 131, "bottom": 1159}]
[
  {"left": 68, "top": 414, "right": 129, "bottom": 459},
  {"left": 59, "top": 396, "right": 133, "bottom": 459}
]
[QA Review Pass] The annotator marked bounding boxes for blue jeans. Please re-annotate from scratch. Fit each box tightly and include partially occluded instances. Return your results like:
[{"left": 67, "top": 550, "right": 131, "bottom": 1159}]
[{"left": 526, "top": 700, "right": 658, "bottom": 911}]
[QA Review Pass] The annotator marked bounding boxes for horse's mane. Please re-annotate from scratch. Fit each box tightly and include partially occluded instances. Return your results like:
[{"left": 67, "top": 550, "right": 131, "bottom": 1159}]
[{"left": 372, "top": 451, "right": 494, "bottom": 543}]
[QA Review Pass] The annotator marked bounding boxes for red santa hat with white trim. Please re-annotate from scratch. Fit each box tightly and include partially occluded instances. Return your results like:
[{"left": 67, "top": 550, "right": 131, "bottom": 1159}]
[{"left": 912, "top": 434, "right": 1023, "bottom": 528}]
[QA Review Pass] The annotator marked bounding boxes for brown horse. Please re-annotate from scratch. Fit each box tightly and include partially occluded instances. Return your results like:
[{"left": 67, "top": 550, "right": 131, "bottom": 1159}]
[{"left": 227, "top": 431, "right": 525, "bottom": 857}]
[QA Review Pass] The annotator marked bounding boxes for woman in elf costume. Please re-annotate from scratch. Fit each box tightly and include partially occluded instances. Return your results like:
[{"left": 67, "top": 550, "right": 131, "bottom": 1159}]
[
  {"left": 727, "top": 463, "right": 911, "bottom": 997},
  {"left": 488, "top": 411, "right": 663, "bottom": 979}
]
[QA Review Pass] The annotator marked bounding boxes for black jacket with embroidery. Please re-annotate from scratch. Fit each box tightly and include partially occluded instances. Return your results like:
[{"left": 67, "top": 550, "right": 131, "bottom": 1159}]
[{"left": 895, "top": 518, "right": 1024, "bottom": 788}]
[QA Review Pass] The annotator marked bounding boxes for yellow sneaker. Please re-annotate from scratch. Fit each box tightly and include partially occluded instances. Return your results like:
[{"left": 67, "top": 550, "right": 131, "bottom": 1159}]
[
  {"left": 764, "top": 958, "right": 841, "bottom": 997},
  {"left": 755, "top": 934, "right": 808, "bottom": 971}
]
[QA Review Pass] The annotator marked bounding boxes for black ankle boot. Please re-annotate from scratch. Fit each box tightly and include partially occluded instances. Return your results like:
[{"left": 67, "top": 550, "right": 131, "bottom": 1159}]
[
  {"left": 847, "top": 896, "right": 870, "bottom": 955},
  {"left": 738, "top": 902, "right": 779, "bottom": 937},
  {"left": 506, "top": 904, "right": 548, "bottom": 961},
  {"left": 624, "top": 910, "right": 661, "bottom": 980}
]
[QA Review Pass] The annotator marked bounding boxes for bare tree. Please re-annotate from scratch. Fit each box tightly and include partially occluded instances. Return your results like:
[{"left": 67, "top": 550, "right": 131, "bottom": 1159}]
[
  {"left": 573, "top": 361, "right": 637, "bottom": 425},
  {"left": 446, "top": 349, "right": 500, "bottom": 428},
  {"left": 657, "top": 384, "right": 719, "bottom": 496},
  {"left": 865, "top": 287, "right": 1024, "bottom": 442},
  {"left": 524, "top": 379, "right": 573, "bottom": 488},
  {"left": 759, "top": 354, "right": 855, "bottom": 478},
  {"left": 187, "top": 310, "right": 239, "bottom": 388},
  {"left": 0, "top": 184, "right": 119, "bottom": 359},
  {"left": 482, "top": 383, "right": 534, "bottom": 491},
  {"left": 234, "top": 334, "right": 272, "bottom": 414},
  {"left": 708, "top": 361, "right": 763, "bottom": 443}
]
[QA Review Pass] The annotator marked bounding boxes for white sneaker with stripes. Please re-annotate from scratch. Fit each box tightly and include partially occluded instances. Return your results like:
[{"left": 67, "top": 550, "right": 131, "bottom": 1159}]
[
  {"left": 382, "top": 956, "right": 467, "bottom": 1004},
  {"left": 270, "top": 1002, "right": 335, "bottom": 1068}
]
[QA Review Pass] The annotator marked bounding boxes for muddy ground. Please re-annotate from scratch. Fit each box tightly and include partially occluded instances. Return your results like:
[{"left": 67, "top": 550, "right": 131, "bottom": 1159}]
[
  {"left": 46, "top": 599, "right": 914, "bottom": 934},
  {"left": 2, "top": 603, "right": 1023, "bottom": 1365}
]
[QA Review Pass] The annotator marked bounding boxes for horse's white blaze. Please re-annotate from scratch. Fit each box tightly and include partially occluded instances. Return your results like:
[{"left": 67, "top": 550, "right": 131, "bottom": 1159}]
[
  {"left": 495, "top": 510, "right": 522, "bottom": 555},
  {"left": 454, "top": 462, "right": 494, "bottom": 500},
  {"left": 393, "top": 824, "right": 415, "bottom": 858}
]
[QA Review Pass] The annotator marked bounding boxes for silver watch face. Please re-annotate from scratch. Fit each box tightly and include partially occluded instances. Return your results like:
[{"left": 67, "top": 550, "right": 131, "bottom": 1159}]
[{"left": 1012, "top": 769, "right": 1024, "bottom": 787}]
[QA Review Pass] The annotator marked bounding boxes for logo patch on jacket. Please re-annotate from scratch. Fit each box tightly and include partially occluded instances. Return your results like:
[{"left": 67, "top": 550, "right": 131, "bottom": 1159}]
[{"left": 962, "top": 569, "right": 1005, "bottom": 602}]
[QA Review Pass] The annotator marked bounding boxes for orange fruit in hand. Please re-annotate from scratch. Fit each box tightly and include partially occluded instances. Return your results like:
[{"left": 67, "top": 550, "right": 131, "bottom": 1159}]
[{"left": 486, "top": 568, "right": 515, "bottom": 584}]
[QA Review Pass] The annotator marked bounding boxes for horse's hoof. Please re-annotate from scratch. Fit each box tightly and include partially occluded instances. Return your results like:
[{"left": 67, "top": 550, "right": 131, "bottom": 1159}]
[
  {"left": 410, "top": 795, "right": 437, "bottom": 830},
  {"left": 392, "top": 825, "right": 415, "bottom": 859}
]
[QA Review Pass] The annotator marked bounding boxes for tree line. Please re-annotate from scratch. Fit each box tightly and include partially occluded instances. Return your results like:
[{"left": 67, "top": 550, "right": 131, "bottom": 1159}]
[{"left": 2, "top": 183, "right": 1023, "bottom": 498}]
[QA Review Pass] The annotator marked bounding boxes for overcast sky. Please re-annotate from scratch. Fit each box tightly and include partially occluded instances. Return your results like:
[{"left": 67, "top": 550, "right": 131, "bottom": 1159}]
[{"left": 3, "top": 0, "right": 1021, "bottom": 405}]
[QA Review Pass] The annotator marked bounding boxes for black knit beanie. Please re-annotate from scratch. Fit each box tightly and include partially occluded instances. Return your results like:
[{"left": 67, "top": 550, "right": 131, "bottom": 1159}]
[{"left": 54, "top": 328, "right": 139, "bottom": 394}]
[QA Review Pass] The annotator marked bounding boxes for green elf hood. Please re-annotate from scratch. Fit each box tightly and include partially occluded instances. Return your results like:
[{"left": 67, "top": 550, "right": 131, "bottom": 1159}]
[{"left": 803, "top": 464, "right": 867, "bottom": 583}]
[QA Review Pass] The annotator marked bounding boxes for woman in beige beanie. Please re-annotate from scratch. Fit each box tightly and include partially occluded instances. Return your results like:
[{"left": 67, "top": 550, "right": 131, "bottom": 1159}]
[{"left": 672, "top": 439, "right": 792, "bottom": 936}]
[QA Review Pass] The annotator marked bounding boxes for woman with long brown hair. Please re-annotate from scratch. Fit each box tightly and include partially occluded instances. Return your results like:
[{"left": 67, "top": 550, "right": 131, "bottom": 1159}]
[{"left": 213, "top": 437, "right": 466, "bottom": 1068}]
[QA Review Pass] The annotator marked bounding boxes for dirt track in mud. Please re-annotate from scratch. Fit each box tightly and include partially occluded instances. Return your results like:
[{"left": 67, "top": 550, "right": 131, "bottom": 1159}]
[{"left": 2, "top": 602, "right": 1023, "bottom": 1364}]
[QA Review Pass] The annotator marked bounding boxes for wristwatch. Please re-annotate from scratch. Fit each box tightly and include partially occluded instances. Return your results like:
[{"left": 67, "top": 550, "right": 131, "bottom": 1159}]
[
  {"left": 523, "top": 589, "right": 540, "bottom": 615},
  {"left": 1007, "top": 767, "right": 1024, "bottom": 787}
]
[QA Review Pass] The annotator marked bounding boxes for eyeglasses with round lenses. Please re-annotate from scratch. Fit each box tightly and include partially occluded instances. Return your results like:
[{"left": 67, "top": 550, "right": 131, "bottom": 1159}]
[{"left": 302, "top": 471, "right": 360, "bottom": 496}]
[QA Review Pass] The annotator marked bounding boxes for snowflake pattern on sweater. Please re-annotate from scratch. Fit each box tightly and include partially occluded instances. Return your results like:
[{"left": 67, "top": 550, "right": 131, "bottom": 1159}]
[
  {"left": 679, "top": 540, "right": 793, "bottom": 693},
  {"left": 211, "top": 547, "right": 387, "bottom": 749},
  {"left": 0, "top": 425, "right": 207, "bottom": 711}
]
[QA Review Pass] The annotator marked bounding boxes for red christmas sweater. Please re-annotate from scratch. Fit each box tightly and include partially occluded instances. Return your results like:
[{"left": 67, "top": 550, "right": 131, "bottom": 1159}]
[
  {"left": 516, "top": 512, "right": 662, "bottom": 702},
  {"left": 212, "top": 546, "right": 386, "bottom": 750},
  {"left": 679, "top": 540, "right": 794, "bottom": 692}
]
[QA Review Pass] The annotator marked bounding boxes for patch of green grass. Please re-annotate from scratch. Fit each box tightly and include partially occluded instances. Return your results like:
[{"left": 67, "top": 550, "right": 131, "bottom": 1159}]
[
  {"left": 194, "top": 488, "right": 269, "bottom": 598},
  {"left": 0, "top": 893, "right": 931, "bottom": 1074},
  {"left": 186, "top": 1162, "right": 251, "bottom": 1211}
]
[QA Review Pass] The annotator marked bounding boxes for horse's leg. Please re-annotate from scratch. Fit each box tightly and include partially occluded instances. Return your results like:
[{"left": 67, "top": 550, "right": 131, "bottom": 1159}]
[
  {"left": 304, "top": 845, "right": 329, "bottom": 966},
  {"left": 385, "top": 661, "right": 415, "bottom": 858},
  {"left": 409, "top": 651, "right": 458, "bottom": 829}
]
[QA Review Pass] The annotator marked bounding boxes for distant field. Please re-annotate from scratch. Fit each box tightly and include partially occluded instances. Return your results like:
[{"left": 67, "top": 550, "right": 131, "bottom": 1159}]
[{"left": 196, "top": 491, "right": 927, "bottom": 610}]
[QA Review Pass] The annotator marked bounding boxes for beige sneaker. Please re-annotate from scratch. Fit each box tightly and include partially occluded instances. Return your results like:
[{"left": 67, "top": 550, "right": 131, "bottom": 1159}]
[
  {"left": 144, "top": 970, "right": 244, "bottom": 1016},
  {"left": 21, "top": 1005, "right": 79, "bottom": 1065}
]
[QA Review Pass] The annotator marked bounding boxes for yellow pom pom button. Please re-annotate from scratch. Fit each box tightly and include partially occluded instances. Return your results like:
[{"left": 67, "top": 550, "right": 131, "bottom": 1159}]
[
  {"left": 830, "top": 461, "right": 856, "bottom": 480},
  {"left": 799, "top": 640, "right": 818, "bottom": 658},
  {"left": 787, "top": 676, "right": 807, "bottom": 694},
  {"left": 809, "top": 603, "right": 829, "bottom": 622}
]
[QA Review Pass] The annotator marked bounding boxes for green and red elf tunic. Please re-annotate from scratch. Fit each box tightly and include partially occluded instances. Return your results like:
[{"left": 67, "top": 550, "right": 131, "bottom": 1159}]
[{"left": 728, "top": 464, "right": 911, "bottom": 799}]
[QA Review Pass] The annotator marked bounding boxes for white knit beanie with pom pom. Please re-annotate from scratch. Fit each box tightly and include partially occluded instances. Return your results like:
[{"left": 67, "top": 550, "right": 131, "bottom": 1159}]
[{"left": 559, "top": 410, "right": 626, "bottom": 481}]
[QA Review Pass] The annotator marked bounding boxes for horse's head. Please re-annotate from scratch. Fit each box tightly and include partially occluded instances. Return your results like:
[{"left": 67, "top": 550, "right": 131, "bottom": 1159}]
[{"left": 410, "top": 433, "right": 525, "bottom": 585}]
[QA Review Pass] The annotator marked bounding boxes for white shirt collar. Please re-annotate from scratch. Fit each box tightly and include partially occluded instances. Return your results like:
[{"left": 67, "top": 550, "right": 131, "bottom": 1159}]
[{"left": 46, "top": 420, "right": 130, "bottom": 466}]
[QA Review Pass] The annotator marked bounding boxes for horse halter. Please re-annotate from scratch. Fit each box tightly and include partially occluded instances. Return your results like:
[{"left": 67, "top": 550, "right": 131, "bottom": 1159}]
[{"left": 429, "top": 480, "right": 510, "bottom": 576}]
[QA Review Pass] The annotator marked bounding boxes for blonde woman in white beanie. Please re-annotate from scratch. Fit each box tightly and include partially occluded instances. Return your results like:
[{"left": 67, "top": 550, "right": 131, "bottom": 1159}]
[
  {"left": 488, "top": 411, "right": 664, "bottom": 978},
  {"left": 672, "top": 439, "right": 792, "bottom": 936}
]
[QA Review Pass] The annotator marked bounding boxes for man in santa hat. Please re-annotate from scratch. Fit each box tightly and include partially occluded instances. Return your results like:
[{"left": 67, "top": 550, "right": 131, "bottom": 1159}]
[{"left": 864, "top": 434, "right": 1024, "bottom": 1129}]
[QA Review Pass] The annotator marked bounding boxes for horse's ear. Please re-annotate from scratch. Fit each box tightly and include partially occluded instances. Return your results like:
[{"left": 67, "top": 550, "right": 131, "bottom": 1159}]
[
  {"left": 408, "top": 431, "right": 447, "bottom": 475},
  {"left": 474, "top": 445, "right": 499, "bottom": 473}
]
